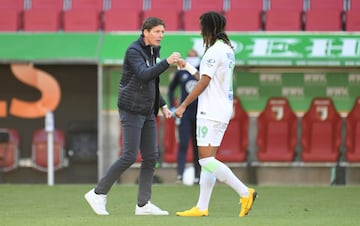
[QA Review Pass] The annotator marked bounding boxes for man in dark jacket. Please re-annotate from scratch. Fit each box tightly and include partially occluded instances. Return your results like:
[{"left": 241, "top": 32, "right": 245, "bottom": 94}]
[{"left": 85, "top": 17, "right": 179, "bottom": 216}]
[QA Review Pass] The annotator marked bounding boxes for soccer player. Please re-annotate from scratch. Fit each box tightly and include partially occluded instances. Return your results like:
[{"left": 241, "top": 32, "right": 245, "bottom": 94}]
[{"left": 174, "top": 11, "right": 257, "bottom": 217}]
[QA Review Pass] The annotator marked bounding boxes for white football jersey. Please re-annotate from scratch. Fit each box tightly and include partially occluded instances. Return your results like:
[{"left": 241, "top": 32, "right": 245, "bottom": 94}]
[{"left": 197, "top": 40, "right": 235, "bottom": 123}]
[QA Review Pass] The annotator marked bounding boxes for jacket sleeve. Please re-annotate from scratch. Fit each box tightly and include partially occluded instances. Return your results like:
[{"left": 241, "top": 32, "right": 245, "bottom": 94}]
[
  {"left": 159, "top": 94, "right": 167, "bottom": 108},
  {"left": 127, "top": 47, "right": 170, "bottom": 83}
]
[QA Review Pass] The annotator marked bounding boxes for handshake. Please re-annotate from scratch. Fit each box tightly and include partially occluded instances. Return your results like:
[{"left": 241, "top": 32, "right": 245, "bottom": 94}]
[{"left": 167, "top": 52, "right": 198, "bottom": 76}]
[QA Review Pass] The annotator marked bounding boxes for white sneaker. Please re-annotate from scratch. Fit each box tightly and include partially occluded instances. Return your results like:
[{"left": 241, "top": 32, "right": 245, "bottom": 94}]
[
  {"left": 135, "top": 201, "right": 169, "bottom": 215},
  {"left": 84, "top": 188, "right": 109, "bottom": 215}
]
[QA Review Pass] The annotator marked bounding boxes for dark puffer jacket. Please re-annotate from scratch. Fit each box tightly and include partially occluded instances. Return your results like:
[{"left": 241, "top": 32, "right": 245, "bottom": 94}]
[{"left": 118, "top": 36, "right": 170, "bottom": 116}]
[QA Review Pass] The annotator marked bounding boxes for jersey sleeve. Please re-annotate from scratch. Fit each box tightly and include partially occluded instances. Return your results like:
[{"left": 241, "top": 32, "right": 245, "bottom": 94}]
[{"left": 199, "top": 47, "right": 220, "bottom": 79}]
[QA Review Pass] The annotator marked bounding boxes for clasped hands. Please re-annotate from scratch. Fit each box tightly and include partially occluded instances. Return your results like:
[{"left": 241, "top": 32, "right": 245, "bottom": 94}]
[{"left": 167, "top": 52, "right": 186, "bottom": 69}]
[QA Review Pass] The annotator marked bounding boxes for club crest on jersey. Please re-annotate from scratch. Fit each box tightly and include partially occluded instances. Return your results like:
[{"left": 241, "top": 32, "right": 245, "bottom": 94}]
[{"left": 206, "top": 59, "right": 215, "bottom": 67}]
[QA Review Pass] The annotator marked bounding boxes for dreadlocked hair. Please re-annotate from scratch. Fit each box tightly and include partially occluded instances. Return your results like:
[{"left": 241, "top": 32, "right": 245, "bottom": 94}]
[{"left": 199, "top": 11, "right": 233, "bottom": 52}]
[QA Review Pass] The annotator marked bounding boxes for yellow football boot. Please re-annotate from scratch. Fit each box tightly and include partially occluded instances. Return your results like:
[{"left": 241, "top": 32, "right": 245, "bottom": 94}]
[
  {"left": 239, "top": 188, "right": 257, "bottom": 217},
  {"left": 176, "top": 207, "right": 208, "bottom": 217}
]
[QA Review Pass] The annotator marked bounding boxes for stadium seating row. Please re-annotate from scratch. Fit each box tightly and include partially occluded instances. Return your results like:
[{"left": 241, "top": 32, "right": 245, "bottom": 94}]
[
  {"left": 257, "top": 96, "right": 360, "bottom": 163},
  {"left": 0, "top": 128, "right": 66, "bottom": 172},
  {"left": 1, "top": 96, "right": 360, "bottom": 173},
  {"left": 0, "top": 0, "right": 359, "bottom": 32},
  {"left": 0, "top": 121, "right": 97, "bottom": 173}
]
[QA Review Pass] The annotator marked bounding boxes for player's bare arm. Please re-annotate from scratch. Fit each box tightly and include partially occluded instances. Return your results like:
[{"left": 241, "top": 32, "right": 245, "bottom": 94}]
[{"left": 175, "top": 75, "right": 210, "bottom": 118}]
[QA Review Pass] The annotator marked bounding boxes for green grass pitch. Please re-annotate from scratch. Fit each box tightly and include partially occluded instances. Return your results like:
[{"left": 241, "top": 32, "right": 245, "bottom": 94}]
[{"left": 0, "top": 184, "right": 359, "bottom": 226}]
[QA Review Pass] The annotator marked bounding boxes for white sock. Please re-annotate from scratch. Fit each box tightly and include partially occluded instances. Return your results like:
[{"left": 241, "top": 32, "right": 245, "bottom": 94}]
[
  {"left": 196, "top": 170, "right": 216, "bottom": 210},
  {"left": 199, "top": 157, "right": 249, "bottom": 197}
]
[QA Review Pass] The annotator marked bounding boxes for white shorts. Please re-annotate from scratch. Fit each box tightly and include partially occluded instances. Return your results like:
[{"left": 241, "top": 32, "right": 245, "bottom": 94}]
[{"left": 196, "top": 118, "right": 228, "bottom": 146}]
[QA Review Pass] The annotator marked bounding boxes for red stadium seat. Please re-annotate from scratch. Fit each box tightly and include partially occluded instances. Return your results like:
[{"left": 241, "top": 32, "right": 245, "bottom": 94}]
[
  {"left": 32, "top": 128, "right": 66, "bottom": 172},
  {"left": 216, "top": 97, "right": 249, "bottom": 162},
  {"left": 265, "top": 0, "right": 304, "bottom": 31},
  {"left": 346, "top": 97, "right": 360, "bottom": 162},
  {"left": 23, "top": 0, "right": 64, "bottom": 31},
  {"left": 308, "top": 0, "right": 344, "bottom": 11},
  {"left": 64, "top": 0, "right": 103, "bottom": 32},
  {"left": 305, "top": 9, "right": 343, "bottom": 31},
  {"left": 301, "top": 97, "right": 342, "bottom": 162},
  {"left": 162, "top": 117, "right": 193, "bottom": 163},
  {"left": 148, "top": 0, "right": 183, "bottom": 9},
  {"left": 188, "top": 0, "right": 223, "bottom": 10},
  {"left": 30, "top": 0, "right": 64, "bottom": 9},
  {"left": 0, "top": 10, "right": 22, "bottom": 31},
  {"left": 224, "top": 0, "right": 263, "bottom": 31},
  {"left": 142, "top": 0, "right": 183, "bottom": 31},
  {"left": 183, "top": 9, "right": 205, "bottom": 31},
  {"left": 256, "top": 97, "right": 298, "bottom": 162},
  {"left": 183, "top": 0, "right": 224, "bottom": 31},
  {"left": 63, "top": 8, "right": 101, "bottom": 32},
  {"left": 225, "top": 9, "right": 263, "bottom": 31},
  {"left": 0, "top": 0, "right": 24, "bottom": 31},
  {"left": 0, "top": 0, "right": 24, "bottom": 9},
  {"left": 0, "top": 128, "right": 19, "bottom": 172},
  {"left": 23, "top": 8, "right": 61, "bottom": 31},
  {"left": 269, "top": 0, "right": 304, "bottom": 10},
  {"left": 103, "top": 0, "right": 142, "bottom": 31},
  {"left": 142, "top": 10, "right": 181, "bottom": 31},
  {"left": 103, "top": 9, "right": 142, "bottom": 31},
  {"left": 109, "top": 0, "right": 143, "bottom": 9},
  {"left": 304, "top": 0, "right": 344, "bottom": 31},
  {"left": 349, "top": 0, "right": 360, "bottom": 9},
  {"left": 345, "top": 9, "right": 360, "bottom": 31},
  {"left": 265, "top": 9, "right": 303, "bottom": 31},
  {"left": 228, "top": 0, "right": 263, "bottom": 10},
  {"left": 70, "top": 0, "right": 104, "bottom": 10}
]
